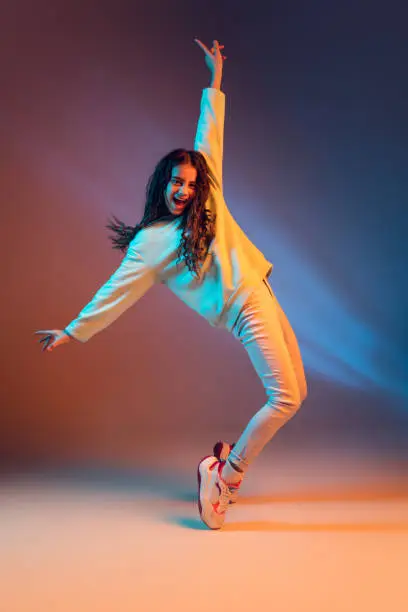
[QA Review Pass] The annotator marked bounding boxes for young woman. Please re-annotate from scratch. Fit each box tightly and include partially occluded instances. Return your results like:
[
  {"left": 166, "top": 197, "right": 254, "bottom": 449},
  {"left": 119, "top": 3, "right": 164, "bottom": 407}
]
[{"left": 36, "top": 39, "right": 307, "bottom": 529}]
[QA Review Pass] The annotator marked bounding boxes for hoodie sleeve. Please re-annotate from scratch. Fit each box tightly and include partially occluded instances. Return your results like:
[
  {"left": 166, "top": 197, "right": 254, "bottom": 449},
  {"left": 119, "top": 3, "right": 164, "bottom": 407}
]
[
  {"left": 194, "top": 88, "right": 226, "bottom": 192},
  {"left": 64, "top": 237, "right": 156, "bottom": 343}
]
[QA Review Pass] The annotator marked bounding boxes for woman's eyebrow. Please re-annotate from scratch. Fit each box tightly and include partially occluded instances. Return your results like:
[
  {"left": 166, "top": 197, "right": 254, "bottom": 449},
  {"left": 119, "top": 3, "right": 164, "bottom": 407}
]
[{"left": 172, "top": 176, "right": 197, "bottom": 184}]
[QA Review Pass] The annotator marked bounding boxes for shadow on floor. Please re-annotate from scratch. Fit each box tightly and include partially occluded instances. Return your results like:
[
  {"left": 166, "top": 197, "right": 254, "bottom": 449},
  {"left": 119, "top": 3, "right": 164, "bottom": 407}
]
[{"left": 0, "top": 464, "right": 196, "bottom": 502}]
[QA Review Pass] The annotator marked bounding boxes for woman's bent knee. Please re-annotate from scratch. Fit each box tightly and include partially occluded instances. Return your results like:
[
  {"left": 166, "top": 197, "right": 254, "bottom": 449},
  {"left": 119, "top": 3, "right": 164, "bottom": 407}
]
[{"left": 266, "top": 383, "right": 302, "bottom": 419}]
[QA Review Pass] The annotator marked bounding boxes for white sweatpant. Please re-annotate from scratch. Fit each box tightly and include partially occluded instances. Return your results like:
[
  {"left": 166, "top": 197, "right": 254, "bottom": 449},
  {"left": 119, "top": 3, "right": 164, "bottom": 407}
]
[{"left": 229, "top": 278, "right": 307, "bottom": 471}]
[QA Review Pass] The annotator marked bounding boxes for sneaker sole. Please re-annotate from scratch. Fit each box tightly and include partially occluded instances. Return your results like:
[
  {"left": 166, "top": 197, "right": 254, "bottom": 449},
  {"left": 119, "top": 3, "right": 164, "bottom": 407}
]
[{"left": 197, "top": 455, "right": 223, "bottom": 530}]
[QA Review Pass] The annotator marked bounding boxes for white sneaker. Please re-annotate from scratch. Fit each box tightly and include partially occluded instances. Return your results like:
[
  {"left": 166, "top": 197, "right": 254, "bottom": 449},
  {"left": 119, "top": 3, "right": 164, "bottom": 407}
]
[
  {"left": 197, "top": 456, "right": 242, "bottom": 529},
  {"left": 213, "top": 441, "right": 235, "bottom": 461},
  {"left": 212, "top": 441, "right": 240, "bottom": 504}
]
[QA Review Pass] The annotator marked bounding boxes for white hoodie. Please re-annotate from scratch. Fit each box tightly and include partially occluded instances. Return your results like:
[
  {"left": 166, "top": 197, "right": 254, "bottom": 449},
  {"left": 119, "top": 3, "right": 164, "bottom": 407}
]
[{"left": 65, "top": 88, "right": 272, "bottom": 342}]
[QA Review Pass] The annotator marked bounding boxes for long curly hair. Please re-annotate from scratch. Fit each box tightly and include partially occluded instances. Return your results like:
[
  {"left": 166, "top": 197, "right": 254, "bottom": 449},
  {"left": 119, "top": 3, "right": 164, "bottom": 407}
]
[{"left": 107, "top": 149, "right": 216, "bottom": 278}]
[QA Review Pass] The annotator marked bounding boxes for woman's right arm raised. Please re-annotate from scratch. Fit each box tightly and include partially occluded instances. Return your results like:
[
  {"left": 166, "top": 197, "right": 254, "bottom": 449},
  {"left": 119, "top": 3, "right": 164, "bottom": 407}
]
[
  {"left": 194, "top": 38, "right": 225, "bottom": 91},
  {"left": 193, "top": 39, "right": 227, "bottom": 192}
]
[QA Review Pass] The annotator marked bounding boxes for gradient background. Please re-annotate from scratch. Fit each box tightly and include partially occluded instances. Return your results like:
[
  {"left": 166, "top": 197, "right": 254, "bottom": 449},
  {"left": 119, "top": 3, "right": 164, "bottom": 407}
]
[{"left": 2, "top": 0, "right": 407, "bottom": 471}]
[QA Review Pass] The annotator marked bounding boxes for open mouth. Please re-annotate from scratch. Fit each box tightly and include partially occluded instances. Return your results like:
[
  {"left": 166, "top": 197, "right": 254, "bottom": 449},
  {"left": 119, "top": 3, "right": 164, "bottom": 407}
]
[{"left": 173, "top": 198, "right": 187, "bottom": 209}]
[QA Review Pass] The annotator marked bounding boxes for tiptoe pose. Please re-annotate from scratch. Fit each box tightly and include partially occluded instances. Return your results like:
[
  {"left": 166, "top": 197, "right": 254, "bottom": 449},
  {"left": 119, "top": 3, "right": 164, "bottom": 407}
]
[{"left": 36, "top": 39, "right": 307, "bottom": 529}]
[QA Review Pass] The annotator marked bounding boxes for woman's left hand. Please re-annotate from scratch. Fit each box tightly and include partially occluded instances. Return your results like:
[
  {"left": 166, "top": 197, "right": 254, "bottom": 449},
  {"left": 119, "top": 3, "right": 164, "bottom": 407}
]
[{"left": 194, "top": 39, "right": 226, "bottom": 78}]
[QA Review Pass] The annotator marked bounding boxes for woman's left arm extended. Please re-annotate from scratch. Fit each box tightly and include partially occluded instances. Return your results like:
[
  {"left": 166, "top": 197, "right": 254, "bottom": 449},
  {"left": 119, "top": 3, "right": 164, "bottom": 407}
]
[
  {"left": 193, "top": 39, "right": 227, "bottom": 192},
  {"left": 64, "top": 239, "right": 156, "bottom": 343}
]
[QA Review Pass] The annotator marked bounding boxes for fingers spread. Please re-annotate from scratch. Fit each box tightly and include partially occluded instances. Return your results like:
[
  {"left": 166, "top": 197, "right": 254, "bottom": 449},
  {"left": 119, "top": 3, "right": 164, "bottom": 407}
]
[
  {"left": 194, "top": 38, "right": 211, "bottom": 55},
  {"left": 195, "top": 38, "right": 225, "bottom": 57}
]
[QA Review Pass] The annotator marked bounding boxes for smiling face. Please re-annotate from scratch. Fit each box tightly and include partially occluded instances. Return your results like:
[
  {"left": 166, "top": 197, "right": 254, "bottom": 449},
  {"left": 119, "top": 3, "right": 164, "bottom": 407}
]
[{"left": 164, "top": 164, "right": 198, "bottom": 216}]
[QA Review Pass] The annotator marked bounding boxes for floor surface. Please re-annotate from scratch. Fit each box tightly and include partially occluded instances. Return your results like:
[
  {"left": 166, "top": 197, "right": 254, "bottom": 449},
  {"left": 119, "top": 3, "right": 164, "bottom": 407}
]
[{"left": 1, "top": 444, "right": 407, "bottom": 612}]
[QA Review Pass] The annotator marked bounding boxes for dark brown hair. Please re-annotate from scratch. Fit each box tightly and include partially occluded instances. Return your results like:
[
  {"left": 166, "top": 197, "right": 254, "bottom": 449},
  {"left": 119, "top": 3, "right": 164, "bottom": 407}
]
[{"left": 107, "top": 149, "right": 216, "bottom": 278}]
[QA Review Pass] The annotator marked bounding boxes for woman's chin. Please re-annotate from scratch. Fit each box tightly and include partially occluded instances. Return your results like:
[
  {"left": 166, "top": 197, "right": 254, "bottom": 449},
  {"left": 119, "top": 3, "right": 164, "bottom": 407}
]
[{"left": 171, "top": 206, "right": 186, "bottom": 216}]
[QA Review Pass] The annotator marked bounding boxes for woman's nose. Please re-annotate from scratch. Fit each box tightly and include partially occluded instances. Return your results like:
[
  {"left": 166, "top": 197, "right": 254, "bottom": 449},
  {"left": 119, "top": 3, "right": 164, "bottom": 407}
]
[{"left": 177, "top": 185, "right": 189, "bottom": 197}]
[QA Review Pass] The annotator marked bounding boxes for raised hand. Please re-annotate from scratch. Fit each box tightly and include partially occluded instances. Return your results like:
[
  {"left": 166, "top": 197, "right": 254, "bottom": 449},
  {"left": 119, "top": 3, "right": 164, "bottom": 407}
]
[
  {"left": 35, "top": 329, "right": 71, "bottom": 353},
  {"left": 194, "top": 39, "right": 226, "bottom": 87}
]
